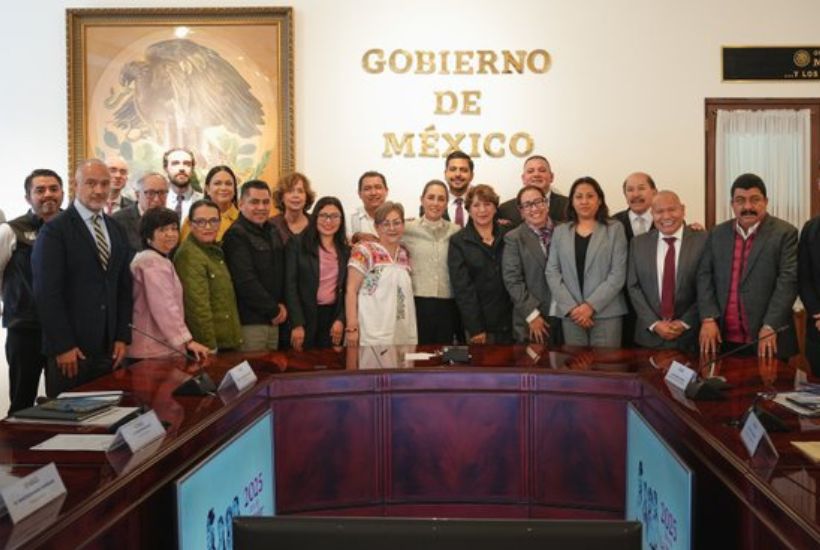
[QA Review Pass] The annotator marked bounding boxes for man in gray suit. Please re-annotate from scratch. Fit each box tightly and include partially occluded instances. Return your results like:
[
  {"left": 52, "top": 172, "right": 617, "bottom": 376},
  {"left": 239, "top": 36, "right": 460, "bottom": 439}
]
[
  {"left": 627, "top": 191, "right": 706, "bottom": 352},
  {"left": 113, "top": 172, "right": 169, "bottom": 252},
  {"left": 502, "top": 185, "right": 558, "bottom": 344},
  {"left": 698, "top": 173, "right": 798, "bottom": 359}
]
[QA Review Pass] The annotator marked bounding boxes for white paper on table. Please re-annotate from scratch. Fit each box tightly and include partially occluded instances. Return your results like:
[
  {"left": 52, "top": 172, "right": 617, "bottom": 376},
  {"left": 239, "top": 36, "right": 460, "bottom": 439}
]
[
  {"left": 31, "top": 434, "right": 116, "bottom": 452},
  {"left": 405, "top": 352, "right": 436, "bottom": 361}
]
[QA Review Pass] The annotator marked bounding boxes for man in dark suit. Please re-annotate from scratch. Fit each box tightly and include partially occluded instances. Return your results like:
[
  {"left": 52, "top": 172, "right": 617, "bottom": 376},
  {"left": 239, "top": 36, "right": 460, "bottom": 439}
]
[
  {"left": 627, "top": 191, "right": 706, "bottom": 353},
  {"left": 112, "top": 172, "right": 169, "bottom": 252},
  {"left": 441, "top": 151, "right": 474, "bottom": 226},
  {"left": 498, "top": 155, "right": 568, "bottom": 226},
  {"left": 798, "top": 213, "right": 820, "bottom": 375},
  {"left": 105, "top": 157, "right": 136, "bottom": 214},
  {"left": 32, "top": 159, "right": 133, "bottom": 396},
  {"left": 698, "top": 173, "right": 798, "bottom": 359},
  {"left": 0, "top": 169, "right": 64, "bottom": 412},
  {"left": 501, "top": 185, "right": 559, "bottom": 344}
]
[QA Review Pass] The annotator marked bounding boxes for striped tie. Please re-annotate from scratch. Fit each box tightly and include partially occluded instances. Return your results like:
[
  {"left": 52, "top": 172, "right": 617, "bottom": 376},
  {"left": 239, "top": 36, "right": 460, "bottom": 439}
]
[{"left": 92, "top": 214, "right": 110, "bottom": 270}]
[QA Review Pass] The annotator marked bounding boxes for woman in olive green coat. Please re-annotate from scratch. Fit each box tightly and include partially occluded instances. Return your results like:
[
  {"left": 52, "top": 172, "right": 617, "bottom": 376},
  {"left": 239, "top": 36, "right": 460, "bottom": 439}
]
[{"left": 174, "top": 200, "right": 243, "bottom": 350}]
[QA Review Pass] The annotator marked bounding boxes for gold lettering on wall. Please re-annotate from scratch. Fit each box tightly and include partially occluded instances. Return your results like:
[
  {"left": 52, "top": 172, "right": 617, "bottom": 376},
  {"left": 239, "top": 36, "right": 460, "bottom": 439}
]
[{"left": 365, "top": 47, "right": 550, "bottom": 160}]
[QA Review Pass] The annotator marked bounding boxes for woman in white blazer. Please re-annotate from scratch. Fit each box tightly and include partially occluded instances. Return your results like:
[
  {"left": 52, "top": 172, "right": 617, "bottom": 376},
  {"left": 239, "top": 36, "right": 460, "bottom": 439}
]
[{"left": 545, "top": 177, "right": 627, "bottom": 347}]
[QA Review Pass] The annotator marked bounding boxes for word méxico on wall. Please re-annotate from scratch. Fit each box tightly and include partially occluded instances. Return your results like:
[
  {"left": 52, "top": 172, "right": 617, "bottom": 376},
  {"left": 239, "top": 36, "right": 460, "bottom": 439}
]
[{"left": 363, "top": 49, "right": 551, "bottom": 159}]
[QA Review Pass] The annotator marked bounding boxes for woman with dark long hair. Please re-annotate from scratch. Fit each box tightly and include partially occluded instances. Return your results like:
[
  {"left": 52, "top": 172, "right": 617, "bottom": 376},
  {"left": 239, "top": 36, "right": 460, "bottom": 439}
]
[
  {"left": 546, "top": 176, "right": 627, "bottom": 347},
  {"left": 285, "top": 197, "right": 350, "bottom": 350},
  {"left": 181, "top": 165, "right": 239, "bottom": 242}
]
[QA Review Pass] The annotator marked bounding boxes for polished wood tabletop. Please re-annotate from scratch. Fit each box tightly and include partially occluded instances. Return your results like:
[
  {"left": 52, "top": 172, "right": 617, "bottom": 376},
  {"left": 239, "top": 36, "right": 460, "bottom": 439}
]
[{"left": 0, "top": 345, "right": 815, "bottom": 549}]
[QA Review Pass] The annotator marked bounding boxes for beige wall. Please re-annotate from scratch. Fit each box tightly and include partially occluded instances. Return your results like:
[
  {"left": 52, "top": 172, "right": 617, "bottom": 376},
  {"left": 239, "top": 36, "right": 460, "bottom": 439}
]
[{"left": 1, "top": 0, "right": 819, "bottom": 221}]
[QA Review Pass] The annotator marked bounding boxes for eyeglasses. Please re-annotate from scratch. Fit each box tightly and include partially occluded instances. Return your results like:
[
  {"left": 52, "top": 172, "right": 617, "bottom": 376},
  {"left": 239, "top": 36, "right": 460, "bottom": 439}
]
[
  {"left": 519, "top": 198, "right": 547, "bottom": 211},
  {"left": 143, "top": 190, "right": 169, "bottom": 199},
  {"left": 318, "top": 213, "right": 342, "bottom": 222},
  {"left": 379, "top": 219, "right": 404, "bottom": 229},
  {"left": 190, "top": 217, "right": 221, "bottom": 228}
]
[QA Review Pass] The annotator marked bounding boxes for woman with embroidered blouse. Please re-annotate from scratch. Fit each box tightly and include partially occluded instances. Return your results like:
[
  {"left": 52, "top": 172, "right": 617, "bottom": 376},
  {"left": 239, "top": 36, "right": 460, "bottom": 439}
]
[{"left": 345, "top": 201, "right": 417, "bottom": 346}]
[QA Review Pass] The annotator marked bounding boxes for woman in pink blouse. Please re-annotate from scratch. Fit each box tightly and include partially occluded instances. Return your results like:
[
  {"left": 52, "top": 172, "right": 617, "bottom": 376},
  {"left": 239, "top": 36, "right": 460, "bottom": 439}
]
[
  {"left": 128, "top": 207, "right": 211, "bottom": 361},
  {"left": 285, "top": 197, "right": 350, "bottom": 350}
]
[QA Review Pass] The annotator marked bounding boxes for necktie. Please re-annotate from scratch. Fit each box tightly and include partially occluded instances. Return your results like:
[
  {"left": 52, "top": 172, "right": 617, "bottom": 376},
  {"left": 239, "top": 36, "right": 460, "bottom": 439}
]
[
  {"left": 106, "top": 201, "right": 113, "bottom": 215},
  {"left": 661, "top": 237, "right": 677, "bottom": 319},
  {"left": 454, "top": 198, "right": 464, "bottom": 228},
  {"left": 92, "top": 214, "right": 110, "bottom": 270},
  {"left": 538, "top": 226, "right": 552, "bottom": 254},
  {"left": 175, "top": 193, "right": 184, "bottom": 219},
  {"left": 635, "top": 216, "right": 647, "bottom": 236}
]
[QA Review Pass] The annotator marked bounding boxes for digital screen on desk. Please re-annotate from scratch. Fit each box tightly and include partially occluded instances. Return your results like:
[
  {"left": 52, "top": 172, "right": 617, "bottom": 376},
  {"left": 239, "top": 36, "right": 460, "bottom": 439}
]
[
  {"left": 626, "top": 403, "right": 693, "bottom": 550},
  {"left": 176, "top": 410, "right": 274, "bottom": 550}
]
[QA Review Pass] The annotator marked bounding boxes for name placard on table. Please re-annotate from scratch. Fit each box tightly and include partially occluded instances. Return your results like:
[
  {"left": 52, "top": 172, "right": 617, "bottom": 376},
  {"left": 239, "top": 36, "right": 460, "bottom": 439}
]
[{"left": 0, "top": 463, "right": 66, "bottom": 524}]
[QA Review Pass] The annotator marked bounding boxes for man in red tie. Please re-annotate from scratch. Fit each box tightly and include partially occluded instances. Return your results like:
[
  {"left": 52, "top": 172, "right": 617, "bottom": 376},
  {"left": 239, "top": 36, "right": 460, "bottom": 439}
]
[{"left": 626, "top": 191, "right": 706, "bottom": 352}]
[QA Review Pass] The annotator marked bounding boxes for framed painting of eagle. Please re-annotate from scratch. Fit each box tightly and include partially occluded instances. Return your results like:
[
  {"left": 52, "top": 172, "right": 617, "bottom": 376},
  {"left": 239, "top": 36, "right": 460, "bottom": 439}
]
[{"left": 67, "top": 7, "right": 294, "bottom": 188}]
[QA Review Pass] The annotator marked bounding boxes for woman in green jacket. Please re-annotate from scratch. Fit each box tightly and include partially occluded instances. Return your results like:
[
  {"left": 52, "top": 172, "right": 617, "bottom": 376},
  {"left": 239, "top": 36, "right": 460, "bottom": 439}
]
[{"left": 174, "top": 199, "right": 243, "bottom": 350}]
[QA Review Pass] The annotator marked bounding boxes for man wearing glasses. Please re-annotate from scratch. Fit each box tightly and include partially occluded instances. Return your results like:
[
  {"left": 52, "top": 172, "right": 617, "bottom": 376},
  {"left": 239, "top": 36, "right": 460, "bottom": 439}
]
[
  {"left": 113, "top": 172, "right": 170, "bottom": 252},
  {"left": 502, "top": 185, "right": 559, "bottom": 344},
  {"left": 698, "top": 173, "right": 798, "bottom": 359}
]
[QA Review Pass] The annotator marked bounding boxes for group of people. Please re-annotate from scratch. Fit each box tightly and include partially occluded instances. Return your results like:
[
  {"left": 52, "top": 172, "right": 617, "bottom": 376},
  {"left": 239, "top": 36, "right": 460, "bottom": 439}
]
[{"left": 1, "top": 147, "right": 819, "bottom": 415}]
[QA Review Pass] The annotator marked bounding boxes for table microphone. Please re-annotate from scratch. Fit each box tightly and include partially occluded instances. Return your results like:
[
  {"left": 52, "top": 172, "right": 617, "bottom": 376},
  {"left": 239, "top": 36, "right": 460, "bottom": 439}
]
[
  {"left": 685, "top": 324, "right": 790, "bottom": 401},
  {"left": 128, "top": 324, "right": 216, "bottom": 396},
  {"left": 128, "top": 323, "right": 197, "bottom": 361}
]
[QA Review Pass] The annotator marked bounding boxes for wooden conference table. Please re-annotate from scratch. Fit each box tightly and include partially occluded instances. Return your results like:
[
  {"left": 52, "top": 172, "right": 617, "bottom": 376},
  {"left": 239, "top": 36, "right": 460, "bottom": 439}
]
[{"left": 0, "top": 344, "right": 817, "bottom": 549}]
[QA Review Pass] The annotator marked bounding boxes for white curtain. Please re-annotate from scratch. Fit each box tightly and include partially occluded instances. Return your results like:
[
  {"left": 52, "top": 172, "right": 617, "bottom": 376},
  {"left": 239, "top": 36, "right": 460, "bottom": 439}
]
[{"left": 715, "top": 109, "right": 811, "bottom": 228}]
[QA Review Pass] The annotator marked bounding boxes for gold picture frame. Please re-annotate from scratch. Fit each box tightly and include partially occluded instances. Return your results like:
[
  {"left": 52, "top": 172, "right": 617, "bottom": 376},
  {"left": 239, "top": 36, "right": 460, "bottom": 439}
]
[{"left": 67, "top": 7, "right": 294, "bottom": 188}]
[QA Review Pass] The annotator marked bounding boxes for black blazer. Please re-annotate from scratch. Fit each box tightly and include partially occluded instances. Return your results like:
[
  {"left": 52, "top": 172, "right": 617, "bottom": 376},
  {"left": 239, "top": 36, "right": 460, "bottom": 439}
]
[
  {"left": 799, "top": 217, "right": 820, "bottom": 374},
  {"left": 284, "top": 235, "right": 350, "bottom": 348},
  {"left": 222, "top": 214, "right": 286, "bottom": 325},
  {"left": 31, "top": 204, "right": 133, "bottom": 357},
  {"left": 447, "top": 222, "right": 512, "bottom": 336},
  {"left": 112, "top": 204, "right": 142, "bottom": 252},
  {"left": 497, "top": 192, "right": 569, "bottom": 227}
]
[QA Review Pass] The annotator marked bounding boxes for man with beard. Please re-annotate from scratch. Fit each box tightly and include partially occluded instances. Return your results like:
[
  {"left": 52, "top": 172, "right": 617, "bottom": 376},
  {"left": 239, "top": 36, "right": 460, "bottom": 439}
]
[
  {"left": 698, "top": 173, "right": 798, "bottom": 360},
  {"left": 32, "top": 159, "right": 133, "bottom": 395},
  {"left": 0, "top": 169, "right": 64, "bottom": 412},
  {"left": 498, "top": 155, "right": 569, "bottom": 226},
  {"left": 442, "top": 150, "right": 474, "bottom": 227},
  {"left": 163, "top": 148, "right": 202, "bottom": 223},
  {"left": 105, "top": 157, "right": 136, "bottom": 214}
]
